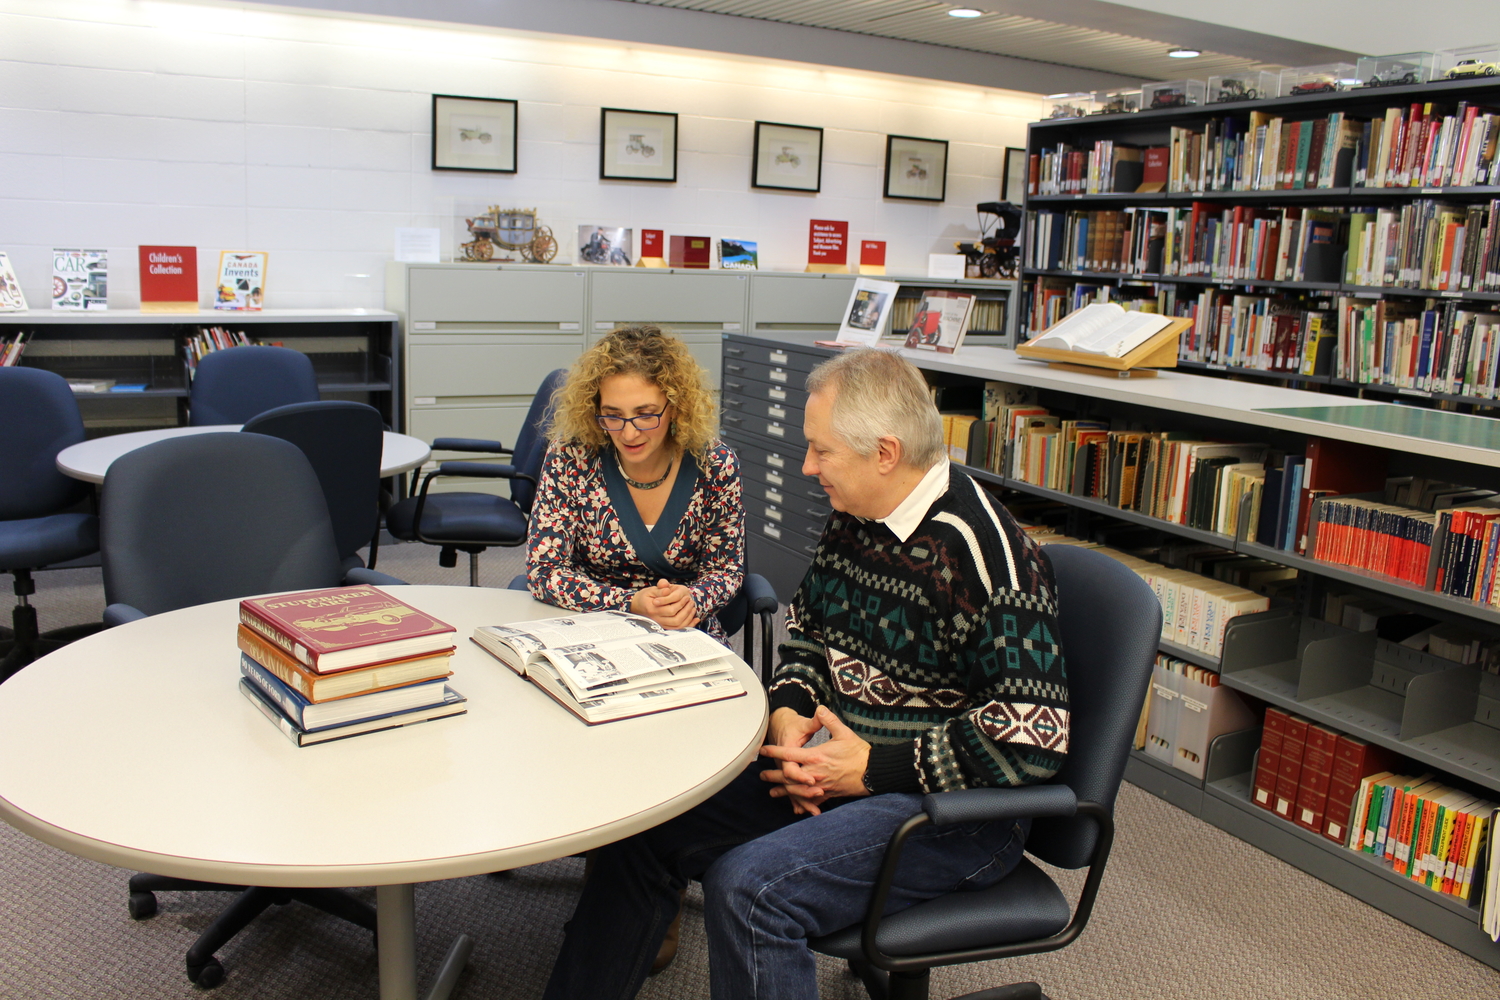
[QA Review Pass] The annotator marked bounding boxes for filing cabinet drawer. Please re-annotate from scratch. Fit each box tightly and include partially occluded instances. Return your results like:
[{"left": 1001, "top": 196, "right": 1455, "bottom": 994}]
[
  {"left": 722, "top": 340, "right": 828, "bottom": 373},
  {"left": 722, "top": 411, "right": 806, "bottom": 449},
  {"left": 757, "top": 499, "right": 827, "bottom": 542},
  {"left": 721, "top": 373, "right": 803, "bottom": 409},
  {"left": 721, "top": 358, "right": 809, "bottom": 394},
  {"left": 738, "top": 454, "right": 829, "bottom": 509},
  {"left": 722, "top": 392, "right": 804, "bottom": 427}
]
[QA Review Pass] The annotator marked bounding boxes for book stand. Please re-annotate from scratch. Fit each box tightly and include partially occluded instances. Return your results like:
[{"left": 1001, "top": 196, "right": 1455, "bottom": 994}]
[{"left": 1015, "top": 316, "right": 1192, "bottom": 379}]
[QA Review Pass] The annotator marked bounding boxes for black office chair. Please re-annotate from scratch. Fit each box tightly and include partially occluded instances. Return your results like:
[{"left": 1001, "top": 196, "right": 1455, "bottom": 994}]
[
  {"left": 99, "top": 432, "right": 406, "bottom": 988},
  {"left": 807, "top": 544, "right": 1161, "bottom": 1000},
  {"left": 0, "top": 368, "right": 102, "bottom": 680},
  {"left": 241, "top": 400, "right": 386, "bottom": 572},
  {"left": 188, "top": 345, "right": 320, "bottom": 426},
  {"left": 387, "top": 368, "right": 565, "bottom": 586}
]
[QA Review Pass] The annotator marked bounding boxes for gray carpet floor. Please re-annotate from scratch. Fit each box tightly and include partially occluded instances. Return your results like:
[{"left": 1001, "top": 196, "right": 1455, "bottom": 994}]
[{"left": 8, "top": 540, "right": 1500, "bottom": 998}]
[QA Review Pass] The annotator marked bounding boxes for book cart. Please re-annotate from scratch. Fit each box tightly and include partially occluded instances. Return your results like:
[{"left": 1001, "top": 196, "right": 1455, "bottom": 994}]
[
  {"left": 721, "top": 331, "right": 1500, "bottom": 968},
  {"left": 1019, "top": 72, "right": 1500, "bottom": 411}
]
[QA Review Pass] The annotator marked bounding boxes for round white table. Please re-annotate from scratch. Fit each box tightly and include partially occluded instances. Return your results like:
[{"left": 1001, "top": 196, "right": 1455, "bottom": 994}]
[
  {"left": 55, "top": 425, "right": 432, "bottom": 483},
  {"left": 0, "top": 587, "right": 767, "bottom": 999}
]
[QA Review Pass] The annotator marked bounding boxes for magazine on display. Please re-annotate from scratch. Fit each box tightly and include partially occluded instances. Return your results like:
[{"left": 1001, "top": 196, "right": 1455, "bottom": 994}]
[
  {"left": 829, "top": 277, "right": 900, "bottom": 347},
  {"left": 52, "top": 248, "right": 108, "bottom": 310},
  {"left": 0, "top": 253, "right": 27, "bottom": 311},
  {"left": 215, "top": 250, "right": 268, "bottom": 311},
  {"left": 903, "top": 289, "right": 977, "bottom": 353},
  {"left": 472, "top": 610, "right": 745, "bottom": 724}
]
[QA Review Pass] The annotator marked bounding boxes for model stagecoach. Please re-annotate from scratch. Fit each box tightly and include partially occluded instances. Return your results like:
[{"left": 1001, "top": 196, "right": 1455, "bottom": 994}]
[{"left": 461, "top": 207, "right": 558, "bottom": 263}]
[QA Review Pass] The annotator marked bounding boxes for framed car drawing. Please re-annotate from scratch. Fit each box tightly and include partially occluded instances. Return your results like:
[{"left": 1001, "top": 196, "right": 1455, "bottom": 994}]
[
  {"left": 431, "top": 95, "right": 517, "bottom": 173},
  {"left": 883, "top": 135, "right": 948, "bottom": 201},
  {"left": 751, "top": 121, "right": 823, "bottom": 192},
  {"left": 1002, "top": 147, "right": 1027, "bottom": 202},
  {"left": 600, "top": 108, "right": 678, "bottom": 182}
]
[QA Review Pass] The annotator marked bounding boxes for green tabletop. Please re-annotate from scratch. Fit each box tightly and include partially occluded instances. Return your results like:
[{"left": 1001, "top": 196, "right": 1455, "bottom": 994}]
[{"left": 1254, "top": 404, "right": 1500, "bottom": 451}]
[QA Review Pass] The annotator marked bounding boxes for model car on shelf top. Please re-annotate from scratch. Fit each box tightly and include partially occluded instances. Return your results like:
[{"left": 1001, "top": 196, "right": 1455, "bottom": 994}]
[
  {"left": 1445, "top": 59, "right": 1500, "bottom": 78},
  {"left": 1214, "top": 79, "right": 1258, "bottom": 102},
  {"left": 1047, "top": 102, "right": 1087, "bottom": 119},
  {"left": 1290, "top": 79, "right": 1339, "bottom": 95},
  {"left": 1148, "top": 89, "right": 1187, "bottom": 109},
  {"left": 1363, "top": 67, "right": 1420, "bottom": 86},
  {"left": 1090, "top": 95, "right": 1135, "bottom": 114}
]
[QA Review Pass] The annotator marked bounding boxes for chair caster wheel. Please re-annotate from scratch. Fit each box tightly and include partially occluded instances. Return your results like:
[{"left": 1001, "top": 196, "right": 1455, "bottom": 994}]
[
  {"left": 188, "top": 958, "right": 225, "bottom": 989},
  {"left": 128, "top": 891, "right": 157, "bottom": 919}
]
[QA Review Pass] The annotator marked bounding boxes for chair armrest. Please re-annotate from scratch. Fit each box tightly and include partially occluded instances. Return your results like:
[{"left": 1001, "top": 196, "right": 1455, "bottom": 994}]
[
  {"left": 344, "top": 568, "right": 409, "bottom": 586},
  {"left": 922, "top": 785, "right": 1077, "bottom": 827},
  {"left": 103, "top": 604, "right": 148, "bottom": 628},
  {"left": 743, "top": 573, "right": 779, "bottom": 616},
  {"left": 438, "top": 461, "right": 520, "bottom": 478},
  {"left": 432, "top": 437, "right": 511, "bottom": 455}
]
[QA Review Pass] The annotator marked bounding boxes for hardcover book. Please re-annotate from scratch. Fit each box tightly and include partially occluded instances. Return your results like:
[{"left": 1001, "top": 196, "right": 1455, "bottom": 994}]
[
  {"left": 240, "top": 654, "right": 452, "bottom": 730},
  {"left": 238, "top": 587, "right": 457, "bottom": 673},
  {"left": 52, "top": 248, "right": 107, "bottom": 310},
  {"left": 577, "top": 226, "right": 632, "bottom": 266},
  {"left": 717, "top": 239, "right": 758, "bottom": 270},
  {"left": 832, "top": 278, "right": 900, "bottom": 347},
  {"left": 236, "top": 624, "right": 453, "bottom": 701},
  {"left": 239, "top": 678, "right": 467, "bottom": 747},
  {"left": 215, "top": 250, "right": 268, "bottom": 311},
  {"left": 903, "top": 289, "right": 976, "bottom": 353},
  {"left": 0, "top": 252, "right": 26, "bottom": 312}
]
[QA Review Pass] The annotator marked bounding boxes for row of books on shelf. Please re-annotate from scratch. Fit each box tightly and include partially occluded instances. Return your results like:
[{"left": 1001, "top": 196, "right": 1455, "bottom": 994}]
[
  {"left": 1332, "top": 298, "right": 1500, "bottom": 391},
  {"left": 1031, "top": 102, "right": 1498, "bottom": 197},
  {"left": 184, "top": 326, "right": 254, "bottom": 380},
  {"left": 1346, "top": 199, "right": 1500, "bottom": 292},
  {"left": 1, "top": 330, "right": 26, "bottom": 367},
  {"left": 1136, "top": 654, "right": 1256, "bottom": 779},
  {"left": 890, "top": 294, "right": 1006, "bottom": 337}
]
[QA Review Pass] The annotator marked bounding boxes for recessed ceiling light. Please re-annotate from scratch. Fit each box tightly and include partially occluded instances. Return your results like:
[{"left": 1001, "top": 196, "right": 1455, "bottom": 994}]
[
  {"left": 949, "top": 8, "right": 983, "bottom": 17},
  {"left": 1168, "top": 47, "right": 1201, "bottom": 58}
]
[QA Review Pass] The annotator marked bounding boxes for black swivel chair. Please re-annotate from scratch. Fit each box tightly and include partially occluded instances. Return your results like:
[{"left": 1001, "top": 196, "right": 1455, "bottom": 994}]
[
  {"left": 188, "top": 344, "right": 320, "bottom": 426},
  {"left": 0, "top": 368, "right": 102, "bottom": 680},
  {"left": 807, "top": 544, "right": 1161, "bottom": 1000},
  {"left": 241, "top": 400, "right": 386, "bottom": 571},
  {"left": 387, "top": 368, "right": 566, "bottom": 586},
  {"left": 99, "top": 432, "right": 406, "bottom": 988}
]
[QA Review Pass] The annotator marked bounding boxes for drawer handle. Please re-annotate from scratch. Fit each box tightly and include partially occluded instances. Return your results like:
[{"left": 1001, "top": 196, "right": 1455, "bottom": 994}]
[
  {"left": 725, "top": 398, "right": 743, "bottom": 408},
  {"left": 726, "top": 363, "right": 746, "bottom": 373},
  {"left": 805, "top": 506, "right": 826, "bottom": 518},
  {"left": 726, "top": 347, "right": 745, "bottom": 356},
  {"left": 803, "top": 543, "right": 818, "bottom": 555},
  {"left": 724, "top": 414, "right": 743, "bottom": 425},
  {"left": 725, "top": 380, "right": 744, "bottom": 391}
]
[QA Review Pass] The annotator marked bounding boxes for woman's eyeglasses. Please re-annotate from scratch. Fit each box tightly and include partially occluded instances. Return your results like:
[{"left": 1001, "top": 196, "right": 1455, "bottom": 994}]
[{"left": 595, "top": 412, "right": 664, "bottom": 432}]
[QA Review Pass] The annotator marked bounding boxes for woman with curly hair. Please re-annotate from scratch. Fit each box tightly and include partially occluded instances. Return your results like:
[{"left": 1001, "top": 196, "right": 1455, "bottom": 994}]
[{"left": 526, "top": 324, "right": 745, "bottom": 640}]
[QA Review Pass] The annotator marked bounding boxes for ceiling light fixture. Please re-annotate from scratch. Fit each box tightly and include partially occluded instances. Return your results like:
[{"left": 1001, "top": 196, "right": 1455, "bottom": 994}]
[
  {"left": 948, "top": 8, "right": 983, "bottom": 17},
  {"left": 1168, "top": 47, "right": 1201, "bottom": 58}
]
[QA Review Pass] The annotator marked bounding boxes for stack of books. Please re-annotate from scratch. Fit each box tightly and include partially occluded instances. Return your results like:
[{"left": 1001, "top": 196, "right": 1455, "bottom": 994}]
[{"left": 236, "top": 586, "right": 465, "bottom": 746}]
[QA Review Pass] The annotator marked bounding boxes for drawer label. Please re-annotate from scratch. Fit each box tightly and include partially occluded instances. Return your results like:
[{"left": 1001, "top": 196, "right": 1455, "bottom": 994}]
[
  {"left": 765, "top": 506, "right": 783, "bottom": 522},
  {"left": 559, "top": 321, "right": 581, "bottom": 331},
  {"left": 762, "top": 523, "right": 782, "bottom": 539},
  {"left": 765, "top": 470, "right": 784, "bottom": 486},
  {"left": 412, "top": 321, "right": 436, "bottom": 331},
  {"left": 768, "top": 387, "right": 787, "bottom": 401},
  {"left": 769, "top": 368, "right": 788, "bottom": 383},
  {"left": 766, "top": 453, "right": 785, "bottom": 469},
  {"left": 594, "top": 321, "right": 614, "bottom": 330},
  {"left": 413, "top": 396, "right": 436, "bottom": 405},
  {"left": 723, "top": 322, "right": 742, "bottom": 332},
  {"left": 766, "top": 422, "right": 785, "bottom": 437},
  {"left": 768, "top": 405, "right": 787, "bottom": 420},
  {"left": 770, "top": 351, "right": 789, "bottom": 364},
  {"left": 765, "top": 488, "right": 785, "bottom": 505}
]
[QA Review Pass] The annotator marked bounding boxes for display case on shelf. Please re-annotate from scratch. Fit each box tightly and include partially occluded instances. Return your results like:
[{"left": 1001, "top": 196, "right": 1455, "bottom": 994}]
[
  {"left": 1090, "top": 88, "right": 1140, "bottom": 115},
  {"left": 1207, "top": 72, "right": 1279, "bottom": 104},
  {"left": 1042, "top": 92, "right": 1093, "bottom": 119},
  {"left": 1435, "top": 43, "right": 1500, "bottom": 80},
  {"left": 1355, "top": 52, "right": 1433, "bottom": 88},
  {"left": 1280, "top": 62, "right": 1359, "bottom": 96},
  {"left": 1142, "top": 78, "right": 1205, "bottom": 110}
]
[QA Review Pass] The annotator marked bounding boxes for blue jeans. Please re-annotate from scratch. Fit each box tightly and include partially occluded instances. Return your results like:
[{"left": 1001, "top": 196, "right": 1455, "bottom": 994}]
[{"left": 541, "top": 758, "right": 1030, "bottom": 1000}]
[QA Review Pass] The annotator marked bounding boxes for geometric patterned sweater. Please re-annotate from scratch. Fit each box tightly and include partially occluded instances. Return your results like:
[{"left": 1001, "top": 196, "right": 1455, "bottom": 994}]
[{"left": 768, "top": 466, "right": 1070, "bottom": 795}]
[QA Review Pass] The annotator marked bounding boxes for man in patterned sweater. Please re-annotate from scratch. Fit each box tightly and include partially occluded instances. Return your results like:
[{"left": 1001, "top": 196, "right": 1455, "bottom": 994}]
[{"left": 542, "top": 348, "right": 1068, "bottom": 1000}]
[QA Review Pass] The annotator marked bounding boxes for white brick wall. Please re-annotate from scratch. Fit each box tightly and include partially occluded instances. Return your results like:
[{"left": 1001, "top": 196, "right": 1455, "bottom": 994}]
[{"left": 0, "top": 0, "right": 1041, "bottom": 309}]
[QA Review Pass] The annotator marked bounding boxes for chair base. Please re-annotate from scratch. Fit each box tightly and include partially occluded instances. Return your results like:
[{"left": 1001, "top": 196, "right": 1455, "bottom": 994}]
[
  {"left": 846, "top": 962, "right": 1047, "bottom": 1000},
  {"left": 128, "top": 872, "right": 376, "bottom": 989},
  {"left": 0, "top": 601, "right": 103, "bottom": 682}
]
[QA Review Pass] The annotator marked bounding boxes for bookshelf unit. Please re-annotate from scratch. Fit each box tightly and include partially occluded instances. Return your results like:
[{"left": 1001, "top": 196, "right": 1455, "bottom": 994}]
[
  {"left": 721, "top": 332, "right": 1500, "bottom": 968},
  {"left": 0, "top": 309, "right": 399, "bottom": 435},
  {"left": 1020, "top": 75, "right": 1500, "bottom": 413}
]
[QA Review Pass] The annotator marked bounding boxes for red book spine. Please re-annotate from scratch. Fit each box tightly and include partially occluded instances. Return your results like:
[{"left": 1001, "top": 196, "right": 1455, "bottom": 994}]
[
  {"left": 1294, "top": 724, "right": 1338, "bottom": 833},
  {"left": 1275, "top": 715, "right": 1310, "bottom": 819},
  {"left": 1253, "top": 708, "right": 1288, "bottom": 810}
]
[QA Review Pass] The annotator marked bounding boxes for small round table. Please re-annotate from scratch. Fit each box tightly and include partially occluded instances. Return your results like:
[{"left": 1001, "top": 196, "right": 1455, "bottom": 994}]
[
  {"left": 55, "top": 426, "right": 432, "bottom": 483},
  {"left": 0, "top": 587, "right": 767, "bottom": 999}
]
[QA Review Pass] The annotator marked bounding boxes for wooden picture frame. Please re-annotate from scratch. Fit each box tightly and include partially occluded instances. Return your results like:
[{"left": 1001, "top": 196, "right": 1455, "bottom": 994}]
[
  {"left": 1002, "top": 146, "right": 1028, "bottom": 203},
  {"left": 883, "top": 135, "right": 948, "bottom": 202},
  {"left": 600, "top": 108, "right": 678, "bottom": 182},
  {"left": 431, "top": 94, "right": 517, "bottom": 173},
  {"left": 751, "top": 121, "right": 823, "bottom": 192}
]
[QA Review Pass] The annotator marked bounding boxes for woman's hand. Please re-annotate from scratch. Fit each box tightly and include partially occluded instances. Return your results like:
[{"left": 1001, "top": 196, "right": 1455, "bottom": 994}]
[{"left": 629, "top": 579, "right": 700, "bottom": 629}]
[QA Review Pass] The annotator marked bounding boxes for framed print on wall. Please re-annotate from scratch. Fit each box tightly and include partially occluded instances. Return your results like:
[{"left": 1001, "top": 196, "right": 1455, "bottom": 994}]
[
  {"left": 600, "top": 108, "right": 678, "bottom": 182},
  {"left": 1002, "top": 146, "right": 1028, "bottom": 202},
  {"left": 431, "top": 94, "right": 517, "bottom": 173},
  {"left": 751, "top": 121, "right": 823, "bottom": 192},
  {"left": 883, "top": 135, "right": 948, "bottom": 202}
]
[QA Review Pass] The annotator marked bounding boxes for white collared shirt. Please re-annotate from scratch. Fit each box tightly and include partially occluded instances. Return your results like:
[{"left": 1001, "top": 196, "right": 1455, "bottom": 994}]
[{"left": 875, "top": 458, "right": 951, "bottom": 543}]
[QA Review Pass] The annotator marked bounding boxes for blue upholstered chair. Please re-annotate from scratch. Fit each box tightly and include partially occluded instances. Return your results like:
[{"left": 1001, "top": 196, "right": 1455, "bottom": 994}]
[
  {"left": 187, "top": 345, "right": 320, "bottom": 426},
  {"left": 241, "top": 400, "right": 386, "bottom": 571},
  {"left": 0, "top": 367, "right": 101, "bottom": 680},
  {"left": 387, "top": 368, "right": 566, "bottom": 586},
  {"left": 807, "top": 543, "right": 1161, "bottom": 1000},
  {"left": 99, "top": 431, "right": 405, "bottom": 987}
]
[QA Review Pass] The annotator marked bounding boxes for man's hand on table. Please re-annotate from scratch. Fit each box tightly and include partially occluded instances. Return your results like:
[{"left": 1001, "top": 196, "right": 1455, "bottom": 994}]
[{"left": 760, "top": 705, "right": 871, "bottom": 817}]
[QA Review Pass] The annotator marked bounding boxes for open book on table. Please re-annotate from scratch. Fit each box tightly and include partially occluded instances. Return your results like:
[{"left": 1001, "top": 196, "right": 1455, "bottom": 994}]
[
  {"left": 472, "top": 610, "right": 745, "bottom": 724},
  {"left": 1027, "top": 302, "right": 1174, "bottom": 358}
]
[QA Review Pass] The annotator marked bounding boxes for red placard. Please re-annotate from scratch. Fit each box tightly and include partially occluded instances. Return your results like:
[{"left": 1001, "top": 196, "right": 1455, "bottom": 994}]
[
  {"left": 668, "top": 236, "right": 711, "bottom": 269},
  {"left": 808, "top": 220, "right": 848, "bottom": 265},
  {"left": 860, "top": 241, "right": 886, "bottom": 267},
  {"left": 138, "top": 245, "right": 197, "bottom": 309},
  {"left": 641, "top": 230, "right": 664, "bottom": 257}
]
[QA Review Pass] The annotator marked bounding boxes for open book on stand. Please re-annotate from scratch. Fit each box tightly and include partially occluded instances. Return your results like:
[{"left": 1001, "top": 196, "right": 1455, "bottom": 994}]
[
  {"left": 1017, "top": 302, "right": 1192, "bottom": 374},
  {"left": 472, "top": 610, "right": 745, "bottom": 724}
]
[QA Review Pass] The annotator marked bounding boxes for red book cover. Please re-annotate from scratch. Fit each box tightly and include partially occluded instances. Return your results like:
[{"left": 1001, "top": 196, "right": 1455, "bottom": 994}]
[
  {"left": 1140, "top": 147, "right": 1169, "bottom": 191},
  {"left": 1294, "top": 724, "right": 1338, "bottom": 832},
  {"left": 668, "top": 235, "right": 712, "bottom": 269},
  {"left": 640, "top": 230, "right": 664, "bottom": 258},
  {"left": 860, "top": 241, "right": 887, "bottom": 267},
  {"left": 138, "top": 245, "right": 198, "bottom": 312},
  {"left": 1027, "top": 153, "right": 1039, "bottom": 196},
  {"left": 1305, "top": 437, "right": 1389, "bottom": 495},
  {"left": 239, "top": 586, "right": 457, "bottom": 674},
  {"left": 1274, "top": 715, "right": 1309, "bottom": 818},
  {"left": 808, "top": 220, "right": 849, "bottom": 266},
  {"left": 1253, "top": 708, "right": 1289, "bottom": 810}
]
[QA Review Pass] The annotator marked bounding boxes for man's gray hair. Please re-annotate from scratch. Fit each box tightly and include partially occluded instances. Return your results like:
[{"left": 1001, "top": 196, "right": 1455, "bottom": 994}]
[{"left": 805, "top": 348, "right": 944, "bottom": 469}]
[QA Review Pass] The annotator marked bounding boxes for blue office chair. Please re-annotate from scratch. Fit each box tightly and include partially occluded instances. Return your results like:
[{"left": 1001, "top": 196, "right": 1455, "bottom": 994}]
[
  {"left": 0, "top": 368, "right": 101, "bottom": 680},
  {"left": 187, "top": 345, "right": 320, "bottom": 426},
  {"left": 808, "top": 544, "right": 1161, "bottom": 1000},
  {"left": 99, "top": 432, "right": 405, "bottom": 988},
  {"left": 387, "top": 368, "right": 566, "bottom": 586},
  {"left": 241, "top": 400, "right": 385, "bottom": 572}
]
